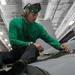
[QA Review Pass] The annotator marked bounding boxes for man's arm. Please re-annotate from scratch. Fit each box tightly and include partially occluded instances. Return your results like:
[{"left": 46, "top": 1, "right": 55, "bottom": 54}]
[
  {"left": 9, "top": 19, "right": 29, "bottom": 49},
  {"left": 39, "top": 26, "right": 69, "bottom": 52}
]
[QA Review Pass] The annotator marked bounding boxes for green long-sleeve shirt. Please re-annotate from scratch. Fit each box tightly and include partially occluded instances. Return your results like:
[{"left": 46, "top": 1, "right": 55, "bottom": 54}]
[{"left": 9, "top": 18, "right": 62, "bottom": 50}]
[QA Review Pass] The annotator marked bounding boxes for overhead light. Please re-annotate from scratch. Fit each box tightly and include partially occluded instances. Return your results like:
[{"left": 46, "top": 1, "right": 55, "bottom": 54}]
[
  {"left": 8, "top": 44, "right": 11, "bottom": 47},
  {"left": 0, "top": 32, "right": 3, "bottom": 35},
  {"left": 0, "top": 0, "right": 6, "bottom": 5},
  {"left": 4, "top": 39, "right": 8, "bottom": 42},
  {"left": 68, "top": 21, "right": 74, "bottom": 26}
]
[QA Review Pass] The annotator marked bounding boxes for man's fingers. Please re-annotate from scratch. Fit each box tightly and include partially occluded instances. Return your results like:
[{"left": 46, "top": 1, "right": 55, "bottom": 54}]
[
  {"left": 33, "top": 43, "right": 44, "bottom": 52},
  {"left": 61, "top": 44, "right": 70, "bottom": 52},
  {"left": 38, "top": 46, "right": 44, "bottom": 52}
]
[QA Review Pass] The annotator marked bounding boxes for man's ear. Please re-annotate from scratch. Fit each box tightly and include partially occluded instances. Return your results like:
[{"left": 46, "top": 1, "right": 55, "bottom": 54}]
[{"left": 22, "top": 9, "right": 30, "bottom": 17}]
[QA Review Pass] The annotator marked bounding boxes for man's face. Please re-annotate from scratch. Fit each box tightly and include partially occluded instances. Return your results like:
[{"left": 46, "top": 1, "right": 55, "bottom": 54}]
[{"left": 27, "top": 12, "right": 38, "bottom": 23}]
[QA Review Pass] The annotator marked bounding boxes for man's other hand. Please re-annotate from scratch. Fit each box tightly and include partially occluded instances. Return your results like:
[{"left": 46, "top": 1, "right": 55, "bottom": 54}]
[
  {"left": 60, "top": 44, "right": 70, "bottom": 53},
  {"left": 33, "top": 43, "right": 44, "bottom": 52}
]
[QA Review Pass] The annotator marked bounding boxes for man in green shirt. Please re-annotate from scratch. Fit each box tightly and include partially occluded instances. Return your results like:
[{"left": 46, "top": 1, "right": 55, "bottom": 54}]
[{"left": 0, "top": 3, "right": 69, "bottom": 75}]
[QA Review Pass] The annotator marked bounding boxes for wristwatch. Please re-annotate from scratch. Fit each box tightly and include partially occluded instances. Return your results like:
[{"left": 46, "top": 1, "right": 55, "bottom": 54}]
[{"left": 29, "top": 42, "right": 34, "bottom": 45}]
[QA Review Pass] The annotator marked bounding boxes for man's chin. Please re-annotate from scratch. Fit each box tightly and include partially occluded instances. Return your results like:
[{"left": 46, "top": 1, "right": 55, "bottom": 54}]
[{"left": 29, "top": 21, "right": 35, "bottom": 24}]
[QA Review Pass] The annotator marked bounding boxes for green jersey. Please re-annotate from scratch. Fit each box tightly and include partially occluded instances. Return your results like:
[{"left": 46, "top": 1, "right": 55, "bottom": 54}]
[{"left": 9, "top": 18, "right": 62, "bottom": 50}]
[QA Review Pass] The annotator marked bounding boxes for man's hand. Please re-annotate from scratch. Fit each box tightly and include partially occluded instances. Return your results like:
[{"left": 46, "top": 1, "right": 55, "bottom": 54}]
[
  {"left": 60, "top": 43, "right": 70, "bottom": 52},
  {"left": 33, "top": 43, "right": 44, "bottom": 52}
]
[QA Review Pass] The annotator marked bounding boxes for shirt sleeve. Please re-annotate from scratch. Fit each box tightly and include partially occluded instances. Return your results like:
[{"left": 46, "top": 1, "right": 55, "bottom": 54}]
[
  {"left": 39, "top": 26, "right": 62, "bottom": 50},
  {"left": 9, "top": 19, "right": 29, "bottom": 49}
]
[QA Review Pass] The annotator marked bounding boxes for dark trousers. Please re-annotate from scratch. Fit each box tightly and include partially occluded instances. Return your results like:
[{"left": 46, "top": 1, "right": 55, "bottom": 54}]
[{"left": 0, "top": 45, "right": 39, "bottom": 67}]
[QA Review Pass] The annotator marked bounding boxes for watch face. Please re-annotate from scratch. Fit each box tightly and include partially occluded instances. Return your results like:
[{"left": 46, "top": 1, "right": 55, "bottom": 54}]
[{"left": 30, "top": 42, "right": 33, "bottom": 45}]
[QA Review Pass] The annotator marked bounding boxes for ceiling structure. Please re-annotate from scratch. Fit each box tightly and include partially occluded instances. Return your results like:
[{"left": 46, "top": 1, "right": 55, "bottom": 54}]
[{"left": 0, "top": 0, "right": 75, "bottom": 51}]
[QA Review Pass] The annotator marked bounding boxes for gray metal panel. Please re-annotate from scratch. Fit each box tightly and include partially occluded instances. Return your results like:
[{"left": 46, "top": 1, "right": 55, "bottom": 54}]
[{"left": 30, "top": 54, "right": 75, "bottom": 75}]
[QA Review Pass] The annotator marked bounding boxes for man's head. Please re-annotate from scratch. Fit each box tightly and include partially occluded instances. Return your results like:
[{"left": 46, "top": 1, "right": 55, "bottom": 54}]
[{"left": 23, "top": 3, "right": 41, "bottom": 23}]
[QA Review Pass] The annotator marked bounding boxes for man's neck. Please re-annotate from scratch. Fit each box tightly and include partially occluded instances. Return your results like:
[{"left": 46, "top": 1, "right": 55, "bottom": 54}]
[{"left": 24, "top": 17, "right": 30, "bottom": 24}]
